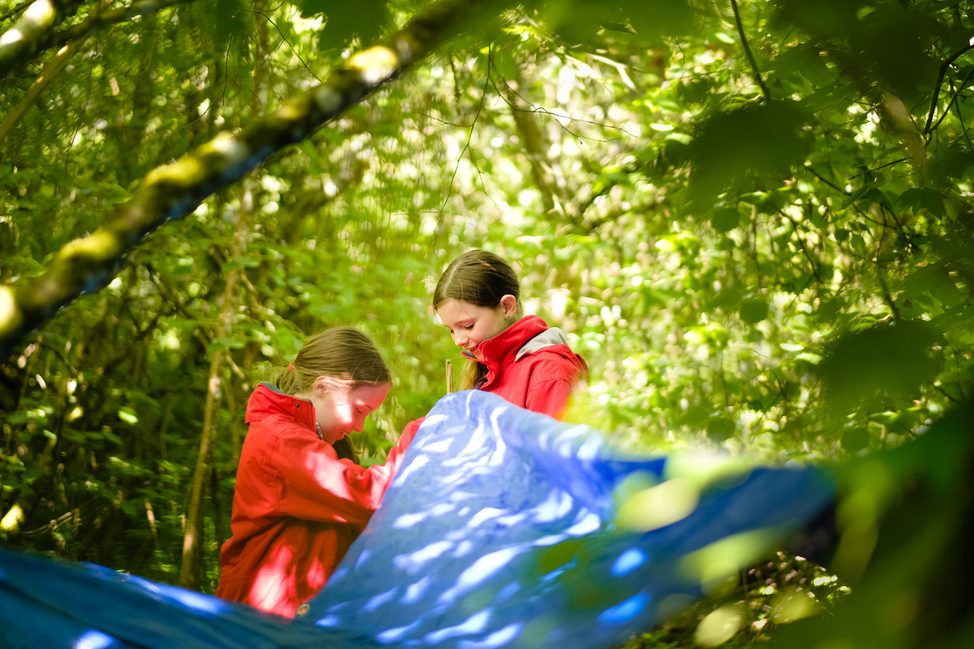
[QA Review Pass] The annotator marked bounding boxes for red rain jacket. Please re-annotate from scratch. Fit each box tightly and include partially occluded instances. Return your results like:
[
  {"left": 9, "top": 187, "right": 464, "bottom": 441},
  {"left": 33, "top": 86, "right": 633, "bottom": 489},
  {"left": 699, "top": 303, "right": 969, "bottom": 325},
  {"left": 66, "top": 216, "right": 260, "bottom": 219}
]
[
  {"left": 474, "top": 315, "right": 587, "bottom": 419},
  {"left": 216, "top": 383, "right": 418, "bottom": 618}
]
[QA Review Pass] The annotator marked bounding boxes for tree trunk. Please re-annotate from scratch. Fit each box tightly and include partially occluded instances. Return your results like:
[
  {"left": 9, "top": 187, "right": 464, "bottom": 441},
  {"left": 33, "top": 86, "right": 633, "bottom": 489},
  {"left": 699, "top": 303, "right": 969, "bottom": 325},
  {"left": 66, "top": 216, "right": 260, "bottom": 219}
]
[{"left": 179, "top": 188, "right": 248, "bottom": 589}]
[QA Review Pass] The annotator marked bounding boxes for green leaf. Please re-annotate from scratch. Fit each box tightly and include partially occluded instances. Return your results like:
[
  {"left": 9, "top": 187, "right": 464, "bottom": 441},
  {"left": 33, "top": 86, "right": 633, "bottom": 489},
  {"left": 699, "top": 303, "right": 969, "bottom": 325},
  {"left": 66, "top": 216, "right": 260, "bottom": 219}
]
[
  {"left": 710, "top": 207, "right": 740, "bottom": 233},
  {"left": 818, "top": 320, "right": 941, "bottom": 413},
  {"left": 771, "top": 43, "right": 836, "bottom": 88},
  {"left": 299, "top": 0, "right": 389, "bottom": 54},
  {"left": 214, "top": 0, "right": 248, "bottom": 52},
  {"left": 293, "top": 0, "right": 329, "bottom": 17},
  {"left": 739, "top": 299, "right": 769, "bottom": 324},
  {"left": 689, "top": 100, "right": 811, "bottom": 203},
  {"left": 841, "top": 428, "right": 870, "bottom": 453},
  {"left": 707, "top": 416, "right": 736, "bottom": 442},
  {"left": 858, "top": 6, "right": 940, "bottom": 100},
  {"left": 621, "top": 0, "right": 697, "bottom": 39},
  {"left": 776, "top": 0, "right": 865, "bottom": 38},
  {"left": 534, "top": 538, "right": 587, "bottom": 576},
  {"left": 903, "top": 263, "right": 966, "bottom": 309},
  {"left": 118, "top": 407, "right": 139, "bottom": 425},
  {"left": 490, "top": 47, "right": 520, "bottom": 81},
  {"left": 898, "top": 188, "right": 945, "bottom": 217},
  {"left": 542, "top": 2, "right": 617, "bottom": 46}
]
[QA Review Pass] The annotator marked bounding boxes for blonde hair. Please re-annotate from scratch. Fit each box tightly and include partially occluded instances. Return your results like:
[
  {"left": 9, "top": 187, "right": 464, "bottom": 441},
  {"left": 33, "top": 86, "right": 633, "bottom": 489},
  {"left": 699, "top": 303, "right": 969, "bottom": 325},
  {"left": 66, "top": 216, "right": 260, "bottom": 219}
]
[{"left": 276, "top": 327, "right": 391, "bottom": 394}]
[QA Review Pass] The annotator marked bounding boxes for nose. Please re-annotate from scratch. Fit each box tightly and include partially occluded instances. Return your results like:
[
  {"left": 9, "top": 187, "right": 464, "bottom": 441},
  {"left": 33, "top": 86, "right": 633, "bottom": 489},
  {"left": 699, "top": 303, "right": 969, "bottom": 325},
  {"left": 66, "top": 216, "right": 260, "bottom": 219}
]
[{"left": 452, "top": 330, "right": 467, "bottom": 347}]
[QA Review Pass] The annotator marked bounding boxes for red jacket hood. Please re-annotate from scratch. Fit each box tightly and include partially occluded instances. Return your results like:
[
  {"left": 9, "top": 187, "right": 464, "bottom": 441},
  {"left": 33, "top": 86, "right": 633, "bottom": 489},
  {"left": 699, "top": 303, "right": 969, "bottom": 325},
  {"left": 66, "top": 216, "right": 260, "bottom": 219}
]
[
  {"left": 478, "top": 315, "right": 588, "bottom": 380},
  {"left": 245, "top": 383, "right": 317, "bottom": 431}
]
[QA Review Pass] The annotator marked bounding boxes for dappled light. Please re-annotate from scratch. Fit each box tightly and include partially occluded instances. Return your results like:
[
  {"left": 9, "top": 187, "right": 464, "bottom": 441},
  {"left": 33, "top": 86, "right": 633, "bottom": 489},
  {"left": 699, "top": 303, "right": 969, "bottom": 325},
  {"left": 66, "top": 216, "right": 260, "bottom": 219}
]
[
  {"left": 249, "top": 545, "right": 298, "bottom": 614},
  {"left": 3, "top": 0, "right": 974, "bottom": 646},
  {"left": 0, "top": 286, "right": 19, "bottom": 338},
  {"left": 75, "top": 630, "right": 115, "bottom": 649},
  {"left": 348, "top": 47, "right": 401, "bottom": 85},
  {"left": 615, "top": 476, "right": 700, "bottom": 532},
  {"left": 694, "top": 605, "right": 744, "bottom": 648},
  {"left": 0, "top": 0, "right": 54, "bottom": 52},
  {"left": 680, "top": 529, "right": 783, "bottom": 588}
]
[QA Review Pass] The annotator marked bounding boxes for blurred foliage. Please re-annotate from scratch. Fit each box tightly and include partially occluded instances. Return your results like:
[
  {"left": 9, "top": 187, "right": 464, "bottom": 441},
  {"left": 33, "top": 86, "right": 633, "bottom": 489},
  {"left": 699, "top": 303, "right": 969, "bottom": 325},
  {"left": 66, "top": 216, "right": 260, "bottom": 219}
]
[
  {"left": 1, "top": 0, "right": 973, "bottom": 644},
  {"left": 623, "top": 552, "right": 850, "bottom": 648}
]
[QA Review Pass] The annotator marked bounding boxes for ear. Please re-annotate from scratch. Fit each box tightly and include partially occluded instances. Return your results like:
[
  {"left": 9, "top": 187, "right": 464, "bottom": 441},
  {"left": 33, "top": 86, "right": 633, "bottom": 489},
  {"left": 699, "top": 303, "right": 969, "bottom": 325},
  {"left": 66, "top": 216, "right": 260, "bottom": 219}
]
[
  {"left": 313, "top": 376, "right": 333, "bottom": 394},
  {"left": 499, "top": 294, "right": 518, "bottom": 319},
  {"left": 317, "top": 376, "right": 350, "bottom": 394}
]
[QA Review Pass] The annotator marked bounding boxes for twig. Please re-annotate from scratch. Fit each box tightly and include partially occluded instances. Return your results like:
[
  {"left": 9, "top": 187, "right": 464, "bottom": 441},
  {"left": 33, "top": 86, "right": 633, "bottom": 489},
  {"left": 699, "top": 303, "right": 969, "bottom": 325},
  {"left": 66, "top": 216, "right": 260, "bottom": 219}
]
[
  {"left": 438, "top": 42, "right": 491, "bottom": 212},
  {"left": 803, "top": 163, "right": 850, "bottom": 195},
  {"left": 848, "top": 157, "right": 909, "bottom": 179},
  {"left": 730, "top": 0, "right": 771, "bottom": 101},
  {"left": 488, "top": 57, "right": 640, "bottom": 140},
  {"left": 780, "top": 210, "right": 824, "bottom": 285},
  {"left": 951, "top": 76, "right": 974, "bottom": 149},
  {"left": 0, "top": 37, "right": 80, "bottom": 145},
  {"left": 875, "top": 261, "right": 901, "bottom": 322},
  {"left": 926, "top": 67, "right": 974, "bottom": 139},
  {"left": 932, "top": 384, "right": 962, "bottom": 406},
  {"left": 923, "top": 37, "right": 974, "bottom": 134}
]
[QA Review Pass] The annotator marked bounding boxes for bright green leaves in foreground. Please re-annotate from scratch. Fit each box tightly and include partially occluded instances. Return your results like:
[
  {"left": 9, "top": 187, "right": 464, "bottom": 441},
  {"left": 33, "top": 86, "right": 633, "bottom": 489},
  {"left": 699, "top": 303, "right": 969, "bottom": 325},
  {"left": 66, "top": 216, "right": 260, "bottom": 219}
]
[
  {"left": 776, "top": 0, "right": 941, "bottom": 103},
  {"left": 538, "top": 0, "right": 706, "bottom": 48},
  {"left": 818, "top": 320, "right": 941, "bottom": 415},
  {"left": 689, "top": 101, "right": 811, "bottom": 205},
  {"left": 295, "top": 0, "right": 392, "bottom": 55}
]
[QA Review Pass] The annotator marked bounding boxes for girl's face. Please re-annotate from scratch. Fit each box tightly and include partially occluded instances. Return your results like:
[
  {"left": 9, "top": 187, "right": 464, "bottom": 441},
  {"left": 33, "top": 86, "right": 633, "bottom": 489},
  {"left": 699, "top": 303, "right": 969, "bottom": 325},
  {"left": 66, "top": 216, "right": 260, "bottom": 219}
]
[
  {"left": 313, "top": 379, "right": 390, "bottom": 444},
  {"left": 436, "top": 296, "right": 515, "bottom": 362}
]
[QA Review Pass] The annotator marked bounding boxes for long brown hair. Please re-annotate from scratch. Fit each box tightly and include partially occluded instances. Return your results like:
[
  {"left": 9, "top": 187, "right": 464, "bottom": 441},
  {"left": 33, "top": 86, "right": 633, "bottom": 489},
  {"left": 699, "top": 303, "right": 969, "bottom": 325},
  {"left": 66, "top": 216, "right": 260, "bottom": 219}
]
[
  {"left": 276, "top": 327, "right": 391, "bottom": 394},
  {"left": 276, "top": 327, "right": 390, "bottom": 460},
  {"left": 433, "top": 250, "right": 521, "bottom": 389}
]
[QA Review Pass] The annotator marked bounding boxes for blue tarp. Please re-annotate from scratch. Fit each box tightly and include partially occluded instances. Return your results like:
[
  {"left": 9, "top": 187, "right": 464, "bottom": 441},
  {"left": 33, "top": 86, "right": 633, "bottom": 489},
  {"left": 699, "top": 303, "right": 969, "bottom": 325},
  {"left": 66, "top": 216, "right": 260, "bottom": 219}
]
[{"left": 0, "top": 391, "right": 835, "bottom": 648}]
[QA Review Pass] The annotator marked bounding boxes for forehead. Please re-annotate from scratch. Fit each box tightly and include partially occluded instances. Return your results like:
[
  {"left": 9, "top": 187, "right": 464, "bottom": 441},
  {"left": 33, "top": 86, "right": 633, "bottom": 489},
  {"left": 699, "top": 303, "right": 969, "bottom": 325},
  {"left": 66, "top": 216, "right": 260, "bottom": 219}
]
[
  {"left": 349, "top": 382, "right": 390, "bottom": 407},
  {"left": 435, "top": 299, "right": 495, "bottom": 324}
]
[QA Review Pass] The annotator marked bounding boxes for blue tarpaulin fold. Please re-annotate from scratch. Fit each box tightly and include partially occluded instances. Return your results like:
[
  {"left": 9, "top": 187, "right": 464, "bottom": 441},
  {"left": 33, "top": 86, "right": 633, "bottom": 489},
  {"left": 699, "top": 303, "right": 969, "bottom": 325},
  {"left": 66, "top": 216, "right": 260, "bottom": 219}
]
[{"left": 0, "top": 390, "right": 835, "bottom": 648}]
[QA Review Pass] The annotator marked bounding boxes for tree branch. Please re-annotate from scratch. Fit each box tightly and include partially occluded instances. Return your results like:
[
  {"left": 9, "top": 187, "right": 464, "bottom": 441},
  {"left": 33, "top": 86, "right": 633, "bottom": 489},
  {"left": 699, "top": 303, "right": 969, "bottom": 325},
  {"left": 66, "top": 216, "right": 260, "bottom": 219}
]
[
  {"left": 923, "top": 36, "right": 974, "bottom": 135},
  {"left": 0, "top": 0, "right": 84, "bottom": 78},
  {"left": 1, "top": 1, "right": 195, "bottom": 82},
  {"left": 729, "top": 0, "right": 770, "bottom": 102},
  {"left": 1, "top": 0, "right": 36, "bottom": 24},
  {"left": 0, "top": 30, "right": 80, "bottom": 143},
  {"left": 926, "top": 66, "right": 974, "bottom": 139},
  {"left": 803, "top": 163, "right": 850, "bottom": 195}
]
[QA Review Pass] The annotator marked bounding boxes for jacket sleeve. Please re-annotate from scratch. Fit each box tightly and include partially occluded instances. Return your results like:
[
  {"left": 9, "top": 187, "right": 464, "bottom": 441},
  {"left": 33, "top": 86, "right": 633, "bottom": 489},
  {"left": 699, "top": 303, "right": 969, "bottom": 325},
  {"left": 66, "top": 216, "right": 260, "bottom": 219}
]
[
  {"left": 371, "top": 416, "right": 424, "bottom": 501},
  {"left": 267, "top": 420, "right": 421, "bottom": 525}
]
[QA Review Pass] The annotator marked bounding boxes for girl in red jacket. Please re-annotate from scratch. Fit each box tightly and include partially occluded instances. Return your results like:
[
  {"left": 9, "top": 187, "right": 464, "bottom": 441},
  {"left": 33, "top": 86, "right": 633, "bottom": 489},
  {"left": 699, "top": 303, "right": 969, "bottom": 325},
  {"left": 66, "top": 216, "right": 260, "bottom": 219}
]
[
  {"left": 216, "top": 327, "right": 417, "bottom": 618},
  {"left": 433, "top": 249, "right": 587, "bottom": 420}
]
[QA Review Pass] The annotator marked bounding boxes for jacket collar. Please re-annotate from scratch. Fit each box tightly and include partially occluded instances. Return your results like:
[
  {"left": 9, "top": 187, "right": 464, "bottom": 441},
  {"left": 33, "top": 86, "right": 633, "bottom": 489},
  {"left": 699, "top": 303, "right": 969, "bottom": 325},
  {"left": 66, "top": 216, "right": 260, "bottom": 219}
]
[
  {"left": 515, "top": 326, "right": 570, "bottom": 361},
  {"left": 245, "top": 382, "right": 317, "bottom": 431},
  {"left": 477, "top": 315, "right": 550, "bottom": 377}
]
